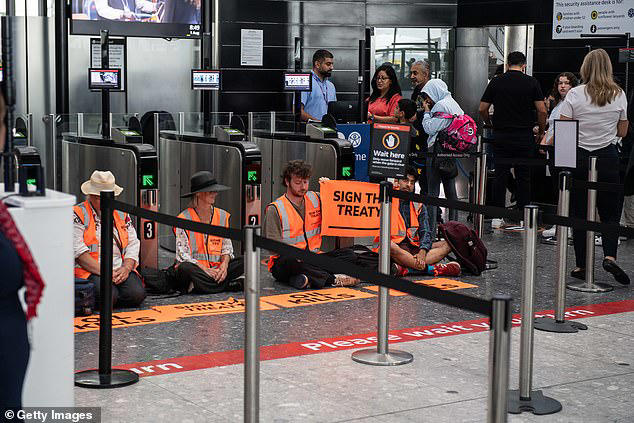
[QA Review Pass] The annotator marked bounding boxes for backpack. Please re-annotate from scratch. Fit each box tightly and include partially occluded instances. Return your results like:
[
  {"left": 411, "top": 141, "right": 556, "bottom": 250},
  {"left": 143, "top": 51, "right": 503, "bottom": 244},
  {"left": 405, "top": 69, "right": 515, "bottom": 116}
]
[
  {"left": 75, "top": 278, "right": 96, "bottom": 317},
  {"left": 433, "top": 112, "right": 478, "bottom": 153},
  {"left": 438, "top": 221, "right": 487, "bottom": 275}
]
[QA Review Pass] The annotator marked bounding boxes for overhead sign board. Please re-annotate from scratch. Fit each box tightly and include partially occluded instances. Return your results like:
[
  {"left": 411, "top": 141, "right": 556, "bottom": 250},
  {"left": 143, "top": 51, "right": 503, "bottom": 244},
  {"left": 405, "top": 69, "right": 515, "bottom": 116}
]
[{"left": 552, "top": 1, "right": 634, "bottom": 39}]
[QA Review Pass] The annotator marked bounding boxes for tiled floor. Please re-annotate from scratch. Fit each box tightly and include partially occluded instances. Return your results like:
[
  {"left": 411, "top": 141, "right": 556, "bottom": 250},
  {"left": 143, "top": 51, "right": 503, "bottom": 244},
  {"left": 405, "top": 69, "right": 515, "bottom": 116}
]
[
  {"left": 75, "top": 312, "right": 634, "bottom": 422},
  {"left": 74, "top": 229, "right": 634, "bottom": 422}
]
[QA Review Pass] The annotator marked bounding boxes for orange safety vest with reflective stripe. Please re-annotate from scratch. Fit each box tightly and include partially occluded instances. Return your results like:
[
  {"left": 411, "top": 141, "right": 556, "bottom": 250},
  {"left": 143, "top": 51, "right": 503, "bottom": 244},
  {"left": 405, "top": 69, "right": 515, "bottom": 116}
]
[
  {"left": 74, "top": 200, "right": 129, "bottom": 279},
  {"left": 267, "top": 191, "right": 322, "bottom": 271},
  {"left": 176, "top": 207, "right": 230, "bottom": 269},
  {"left": 372, "top": 198, "right": 421, "bottom": 252}
]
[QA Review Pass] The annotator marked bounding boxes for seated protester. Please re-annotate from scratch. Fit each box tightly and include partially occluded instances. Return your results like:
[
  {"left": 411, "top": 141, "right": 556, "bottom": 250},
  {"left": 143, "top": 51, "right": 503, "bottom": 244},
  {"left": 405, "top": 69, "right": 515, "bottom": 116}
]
[
  {"left": 264, "top": 160, "right": 360, "bottom": 289},
  {"left": 395, "top": 98, "right": 427, "bottom": 191},
  {"left": 171, "top": 171, "right": 244, "bottom": 294},
  {"left": 73, "top": 171, "right": 146, "bottom": 308},
  {"left": 373, "top": 167, "right": 461, "bottom": 277}
]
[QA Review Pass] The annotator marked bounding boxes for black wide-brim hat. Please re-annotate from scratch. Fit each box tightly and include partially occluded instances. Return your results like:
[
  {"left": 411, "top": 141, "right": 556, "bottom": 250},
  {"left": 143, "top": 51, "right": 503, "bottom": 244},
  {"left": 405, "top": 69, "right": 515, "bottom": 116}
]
[{"left": 181, "top": 171, "right": 231, "bottom": 198}]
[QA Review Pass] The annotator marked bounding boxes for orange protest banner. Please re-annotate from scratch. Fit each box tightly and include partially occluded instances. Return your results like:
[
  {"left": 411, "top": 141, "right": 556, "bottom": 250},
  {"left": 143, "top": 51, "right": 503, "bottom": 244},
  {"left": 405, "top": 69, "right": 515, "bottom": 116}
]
[{"left": 320, "top": 180, "right": 381, "bottom": 237}]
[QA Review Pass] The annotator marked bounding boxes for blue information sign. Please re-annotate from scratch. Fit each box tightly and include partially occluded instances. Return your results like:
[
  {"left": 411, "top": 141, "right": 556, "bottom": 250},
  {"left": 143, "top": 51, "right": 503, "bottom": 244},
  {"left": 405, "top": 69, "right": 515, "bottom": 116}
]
[{"left": 337, "top": 124, "right": 371, "bottom": 182}]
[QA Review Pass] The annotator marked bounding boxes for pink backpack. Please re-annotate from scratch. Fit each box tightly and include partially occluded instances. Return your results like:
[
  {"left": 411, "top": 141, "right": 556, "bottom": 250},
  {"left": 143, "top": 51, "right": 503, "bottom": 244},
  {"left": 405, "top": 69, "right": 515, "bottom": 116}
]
[{"left": 433, "top": 112, "right": 478, "bottom": 153}]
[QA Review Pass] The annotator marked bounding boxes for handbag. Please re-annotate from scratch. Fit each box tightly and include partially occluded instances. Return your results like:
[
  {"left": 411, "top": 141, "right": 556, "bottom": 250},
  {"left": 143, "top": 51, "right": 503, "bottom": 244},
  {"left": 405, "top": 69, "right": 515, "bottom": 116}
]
[{"left": 431, "top": 141, "right": 458, "bottom": 179}]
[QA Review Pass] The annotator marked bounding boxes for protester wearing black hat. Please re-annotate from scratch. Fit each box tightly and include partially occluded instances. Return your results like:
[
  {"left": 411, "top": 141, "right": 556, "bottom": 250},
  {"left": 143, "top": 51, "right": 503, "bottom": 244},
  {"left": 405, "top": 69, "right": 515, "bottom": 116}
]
[{"left": 171, "top": 171, "right": 244, "bottom": 293}]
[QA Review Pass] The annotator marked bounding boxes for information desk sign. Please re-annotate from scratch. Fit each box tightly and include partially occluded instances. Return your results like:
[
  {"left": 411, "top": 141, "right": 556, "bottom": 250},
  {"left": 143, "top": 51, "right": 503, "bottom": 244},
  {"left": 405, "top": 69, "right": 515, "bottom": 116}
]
[{"left": 368, "top": 123, "right": 411, "bottom": 179}]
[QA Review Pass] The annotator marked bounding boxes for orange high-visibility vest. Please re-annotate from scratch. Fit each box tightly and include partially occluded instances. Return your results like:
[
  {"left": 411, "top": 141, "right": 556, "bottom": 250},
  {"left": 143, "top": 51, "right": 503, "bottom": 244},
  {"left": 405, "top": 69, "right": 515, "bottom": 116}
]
[
  {"left": 176, "top": 207, "right": 230, "bottom": 269},
  {"left": 74, "top": 200, "right": 129, "bottom": 279},
  {"left": 372, "top": 198, "right": 421, "bottom": 252},
  {"left": 267, "top": 191, "right": 322, "bottom": 271}
]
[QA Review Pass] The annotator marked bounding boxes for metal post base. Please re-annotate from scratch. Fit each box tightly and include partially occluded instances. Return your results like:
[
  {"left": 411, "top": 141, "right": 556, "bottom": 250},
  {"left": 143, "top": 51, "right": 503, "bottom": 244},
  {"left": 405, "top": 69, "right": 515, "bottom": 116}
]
[
  {"left": 508, "top": 390, "right": 562, "bottom": 415},
  {"left": 566, "top": 282, "right": 614, "bottom": 293},
  {"left": 75, "top": 369, "right": 139, "bottom": 389},
  {"left": 534, "top": 317, "right": 588, "bottom": 333},
  {"left": 351, "top": 349, "right": 413, "bottom": 366}
]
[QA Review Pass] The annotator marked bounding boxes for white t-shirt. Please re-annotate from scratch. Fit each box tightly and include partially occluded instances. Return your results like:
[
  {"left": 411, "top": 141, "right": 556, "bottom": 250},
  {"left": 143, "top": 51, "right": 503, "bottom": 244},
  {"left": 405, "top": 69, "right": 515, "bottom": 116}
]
[{"left": 559, "top": 85, "right": 627, "bottom": 151}]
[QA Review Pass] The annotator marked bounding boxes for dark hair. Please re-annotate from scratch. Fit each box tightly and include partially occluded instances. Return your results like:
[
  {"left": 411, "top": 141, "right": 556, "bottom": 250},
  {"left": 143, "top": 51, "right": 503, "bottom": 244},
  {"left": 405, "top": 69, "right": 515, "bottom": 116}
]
[
  {"left": 404, "top": 166, "right": 419, "bottom": 182},
  {"left": 282, "top": 160, "right": 312, "bottom": 187},
  {"left": 494, "top": 64, "right": 504, "bottom": 77},
  {"left": 550, "top": 72, "right": 579, "bottom": 105},
  {"left": 369, "top": 64, "right": 402, "bottom": 103},
  {"left": 507, "top": 51, "right": 526, "bottom": 67},
  {"left": 312, "top": 50, "right": 333, "bottom": 67},
  {"left": 397, "top": 99, "right": 417, "bottom": 120}
]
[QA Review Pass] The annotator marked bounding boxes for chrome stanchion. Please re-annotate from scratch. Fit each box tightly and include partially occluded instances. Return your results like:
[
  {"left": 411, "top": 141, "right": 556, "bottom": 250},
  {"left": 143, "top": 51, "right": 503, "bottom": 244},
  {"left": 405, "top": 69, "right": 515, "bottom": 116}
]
[
  {"left": 244, "top": 226, "right": 261, "bottom": 423},
  {"left": 508, "top": 206, "right": 562, "bottom": 415},
  {"left": 352, "top": 182, "right": 413, "bottom": 366},
  {"left": 488, "top": 295, "right": 511, "bottom": 423},
  {"left": 153, "top": 112, "right": 160, "bottom": 144},
  {"left": 476, "top": 148, "right": 488, "bottom": 238},
  {"left": 536, "top": 171, "right": 588, "bottom": 333},
  {"left": 75, "top": 191, "right": 139, "bottom": 388},
  {"left": 568, "top": 156, "right": 613, "bottom": 292},
  {"left": 270, "top": 111, "right": 276, "bottom": 135}
]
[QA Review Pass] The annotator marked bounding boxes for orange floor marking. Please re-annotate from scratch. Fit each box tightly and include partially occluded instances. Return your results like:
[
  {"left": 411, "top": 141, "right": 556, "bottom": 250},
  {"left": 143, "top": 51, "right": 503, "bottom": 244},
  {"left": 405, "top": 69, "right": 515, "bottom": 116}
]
[{"left": 261, "top": 287, "right": 376, "bottom": 308}]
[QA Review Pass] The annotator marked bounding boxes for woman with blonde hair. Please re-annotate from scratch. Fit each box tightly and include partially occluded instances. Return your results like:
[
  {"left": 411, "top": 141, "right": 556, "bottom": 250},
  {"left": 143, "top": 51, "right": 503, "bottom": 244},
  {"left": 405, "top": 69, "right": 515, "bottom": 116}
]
[{"left": 559, "top": 48, "right": 630, "bottom": 285}]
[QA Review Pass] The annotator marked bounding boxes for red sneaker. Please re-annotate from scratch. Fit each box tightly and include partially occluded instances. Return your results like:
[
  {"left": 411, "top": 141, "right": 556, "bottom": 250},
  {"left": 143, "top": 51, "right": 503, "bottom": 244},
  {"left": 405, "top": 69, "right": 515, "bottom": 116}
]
[
  {"left": 433, "top": 261, "right": 461, "bottom": 277},
  {"left": 394, "top": 264, "right": 408, "bottom": 277}
]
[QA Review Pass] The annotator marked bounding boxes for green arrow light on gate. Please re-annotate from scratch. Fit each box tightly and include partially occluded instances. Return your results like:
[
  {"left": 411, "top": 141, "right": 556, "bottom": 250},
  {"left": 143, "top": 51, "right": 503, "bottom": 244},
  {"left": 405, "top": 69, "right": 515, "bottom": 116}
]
[
  {"left": 342, "top": 166, "right": 352, "bottom": 178},
  {"left": 247, "top": 170, "right": 258, "bottom": 182},
  {"left": 142, "top": 174, "right": 154, "bottom": 187},
  {"left": 26, "top": 178, "right": 36, "bottom": 186}
]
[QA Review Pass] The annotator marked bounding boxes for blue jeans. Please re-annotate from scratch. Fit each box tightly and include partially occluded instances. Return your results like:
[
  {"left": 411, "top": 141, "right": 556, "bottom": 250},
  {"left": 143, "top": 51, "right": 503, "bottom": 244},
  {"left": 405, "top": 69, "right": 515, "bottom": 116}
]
[{"left": 426, "top": 157, "right": 459, "bottom": 238}]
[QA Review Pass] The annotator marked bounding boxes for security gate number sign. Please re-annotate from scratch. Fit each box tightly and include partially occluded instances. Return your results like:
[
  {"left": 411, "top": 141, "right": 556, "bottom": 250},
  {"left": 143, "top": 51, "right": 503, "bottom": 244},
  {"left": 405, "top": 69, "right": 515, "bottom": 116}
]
[
  {"left": 143, "top": 221, "right": 155, "bottom": 240},
  {"left": 368, "top": 123, "right": 411, "bottom": 179}
]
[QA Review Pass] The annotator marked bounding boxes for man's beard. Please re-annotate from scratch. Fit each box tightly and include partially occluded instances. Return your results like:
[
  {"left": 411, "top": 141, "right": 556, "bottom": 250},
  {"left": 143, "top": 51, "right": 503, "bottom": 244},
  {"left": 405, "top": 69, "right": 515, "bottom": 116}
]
[{"left": 322, "top": 70, "right": 332, "bottom": 78}]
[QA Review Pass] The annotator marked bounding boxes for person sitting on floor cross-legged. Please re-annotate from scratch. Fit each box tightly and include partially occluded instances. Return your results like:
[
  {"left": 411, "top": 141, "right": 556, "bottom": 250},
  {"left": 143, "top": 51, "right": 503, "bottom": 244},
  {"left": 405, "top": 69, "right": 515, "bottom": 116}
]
[
  {"left": 73, "top": 170, "right": 146, "bottom": 308},
  {"left": 264, "top": 160, "right": 360, "bottom": 289},
  {"left": 372, "top": 166, "right": 461, "bottom": 277},
  {"left": 171, "top": 171, "right": 245, "bottom": 294}
]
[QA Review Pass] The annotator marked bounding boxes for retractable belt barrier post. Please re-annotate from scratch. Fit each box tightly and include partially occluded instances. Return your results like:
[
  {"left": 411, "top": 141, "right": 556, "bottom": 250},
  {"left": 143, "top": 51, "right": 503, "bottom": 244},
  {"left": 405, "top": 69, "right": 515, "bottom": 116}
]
[
  {"left": 568, "top": 156, "right": 613, "bottom": 293},
  {"left": 75, "top": 190, "right": 140, "bottom": 389},
  {"left": 475, "top": 141, "right": 488, "bottom": 238},
  {"left": 351, "top": 182, "right": 414, "bottom": 366},
  {"left": 508, "top": 206, "right": 562, "bottom": 415},
  {"left": 488, "top": 295, "right": 512, "bottom": 423},
  {"left": 535, "top": 171, "right": 588, "bottom": 333},
  {"left": 244, "top": 226, "right": 261, "bottom": 423}
]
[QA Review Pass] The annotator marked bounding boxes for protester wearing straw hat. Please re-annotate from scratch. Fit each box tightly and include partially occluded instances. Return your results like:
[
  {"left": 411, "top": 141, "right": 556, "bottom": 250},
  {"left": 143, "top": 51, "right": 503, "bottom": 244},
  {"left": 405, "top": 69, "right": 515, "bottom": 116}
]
[
  {"left": 171, "top": 171, "right": 244, "bottom": 294},
  {"left": 73, "top": 170, "right": 146, "bottom": 308}
]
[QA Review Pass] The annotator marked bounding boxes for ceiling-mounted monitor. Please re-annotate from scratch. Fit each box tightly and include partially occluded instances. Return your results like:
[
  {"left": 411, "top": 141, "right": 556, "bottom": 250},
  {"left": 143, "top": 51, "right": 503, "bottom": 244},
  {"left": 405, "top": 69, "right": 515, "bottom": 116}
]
[{"left": 71, "top": 0, "right": 201, "bottom": 38}]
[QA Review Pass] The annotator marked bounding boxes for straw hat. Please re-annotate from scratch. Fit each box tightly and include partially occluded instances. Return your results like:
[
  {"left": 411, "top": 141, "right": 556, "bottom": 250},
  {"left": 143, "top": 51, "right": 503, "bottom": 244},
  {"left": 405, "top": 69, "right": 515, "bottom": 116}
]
[{"left": 81, "top": 170, "right": 123, "bottom": 196}]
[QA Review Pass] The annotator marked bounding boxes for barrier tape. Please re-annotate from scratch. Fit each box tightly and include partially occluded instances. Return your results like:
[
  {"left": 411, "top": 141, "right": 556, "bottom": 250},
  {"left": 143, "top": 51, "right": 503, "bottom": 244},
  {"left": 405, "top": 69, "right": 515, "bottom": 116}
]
[
  {"left": 389, "top": 187, "right": 634, "bottom": 238},
  {"left": 409, "top": 151, "right": 483, "bottom": 159},
  {"left": 572, "top": 179, "right": 625, "bottom": 194},
  {"left": 255, "top": 235, "right": 492, "bottom": 316},
  {"left": 105, "top": 196, "right": 492, "bottom": 315},
  {"left": 390, "top": 189, "right": 524, "bottom": 221},
  {"left": 109, "top": 198, "right": 244, "bottom": 242}
]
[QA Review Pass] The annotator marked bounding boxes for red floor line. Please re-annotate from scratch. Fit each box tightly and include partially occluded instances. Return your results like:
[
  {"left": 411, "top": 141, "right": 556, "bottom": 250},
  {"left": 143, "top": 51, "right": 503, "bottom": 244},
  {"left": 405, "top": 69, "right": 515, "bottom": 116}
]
[{"left": 89, "top": 299, "right": 634, "bottom": 378}]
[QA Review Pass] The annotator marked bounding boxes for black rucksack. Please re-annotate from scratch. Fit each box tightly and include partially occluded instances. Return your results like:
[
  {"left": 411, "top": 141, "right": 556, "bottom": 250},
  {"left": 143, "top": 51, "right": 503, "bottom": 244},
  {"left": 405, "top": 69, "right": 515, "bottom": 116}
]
[{"left": 75, "top": 279, "right": 96, "bottom": 317}]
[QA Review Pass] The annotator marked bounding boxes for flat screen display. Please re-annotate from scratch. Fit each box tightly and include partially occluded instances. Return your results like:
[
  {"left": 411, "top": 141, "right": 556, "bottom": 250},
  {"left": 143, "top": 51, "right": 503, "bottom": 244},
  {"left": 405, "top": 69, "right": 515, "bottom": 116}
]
[
  {"left": 88, "top": 68, "right": 121, "bottom": 90},
  {"left": 191, "top": 70, "right": 220, "bottom": 90},
  {"left": 284, "top": 73, "right": 312, "bottom": 91},
  {"left": 71, "top": 0, "right": 201, "bottom": 38}
]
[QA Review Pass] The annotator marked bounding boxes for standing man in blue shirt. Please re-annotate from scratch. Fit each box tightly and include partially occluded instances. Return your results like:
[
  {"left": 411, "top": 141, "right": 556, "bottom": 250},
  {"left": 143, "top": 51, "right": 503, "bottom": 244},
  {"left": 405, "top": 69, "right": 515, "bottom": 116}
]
[{"left": 301, "top": 49, "right": 337, "bottom": 121}]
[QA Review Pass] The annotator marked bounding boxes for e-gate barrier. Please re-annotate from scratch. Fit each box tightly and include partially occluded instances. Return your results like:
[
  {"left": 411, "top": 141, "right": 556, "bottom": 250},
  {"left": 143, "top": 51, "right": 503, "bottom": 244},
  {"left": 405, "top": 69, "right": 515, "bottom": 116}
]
[
  {"left": 158, "top": 121, "right": 262, "bottom": 252},
  {"left": 249, "top": 111, "right": 355, "bottom": 233},
  {"left": 61, "top": 134, "right": 159, "bottom": 269}
]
